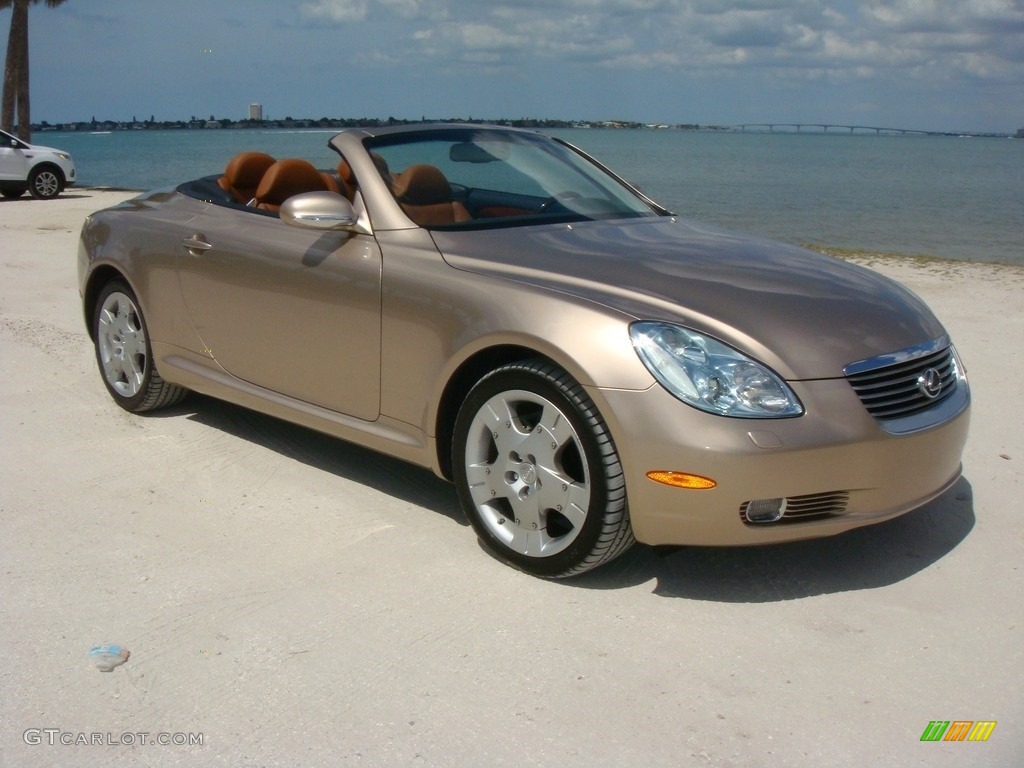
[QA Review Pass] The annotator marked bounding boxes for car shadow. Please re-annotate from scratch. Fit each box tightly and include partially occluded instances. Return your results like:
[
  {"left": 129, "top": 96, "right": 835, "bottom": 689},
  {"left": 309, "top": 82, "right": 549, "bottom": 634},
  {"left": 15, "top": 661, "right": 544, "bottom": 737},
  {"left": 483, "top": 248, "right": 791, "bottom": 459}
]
[
  {"left": 151, "top": 393, "right": 467, "bottom": 527},
  {"left": 146, "top": 394, "right": 974, "bottom": 599},
  {"left": 0, "top": 193, "right": 94, "bottom": 203},
  {"left": 569, "top": 477, "right": 975, "bottom": 601}
]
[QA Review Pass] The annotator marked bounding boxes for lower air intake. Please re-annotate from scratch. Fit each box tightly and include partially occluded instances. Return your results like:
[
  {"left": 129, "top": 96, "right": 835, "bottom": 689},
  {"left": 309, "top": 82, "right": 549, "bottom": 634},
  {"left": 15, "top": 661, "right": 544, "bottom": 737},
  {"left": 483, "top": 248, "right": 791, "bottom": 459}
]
[{"left": 740, "top": 491, "right": 850, "bottom": 525}]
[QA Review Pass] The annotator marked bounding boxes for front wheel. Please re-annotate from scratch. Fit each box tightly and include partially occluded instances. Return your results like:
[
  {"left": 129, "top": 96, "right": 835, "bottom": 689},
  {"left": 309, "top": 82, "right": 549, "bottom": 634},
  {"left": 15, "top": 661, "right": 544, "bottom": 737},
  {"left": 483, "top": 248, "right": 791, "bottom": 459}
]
[
  {"left": 93, "top": 280, "right": 188, "bottom": 412},
  {"left": 453, "top": 360, "right": 633, "bottom": 577},
  {"left": 28, "top": 166, "right": 62, "bottom": 199}
]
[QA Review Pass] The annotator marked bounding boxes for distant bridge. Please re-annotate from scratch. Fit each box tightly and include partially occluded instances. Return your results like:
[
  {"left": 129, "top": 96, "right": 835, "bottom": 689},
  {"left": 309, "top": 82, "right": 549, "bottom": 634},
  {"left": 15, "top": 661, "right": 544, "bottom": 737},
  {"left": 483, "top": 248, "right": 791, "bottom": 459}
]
[{"left": 731, "top": 123, "right": 995, "bottom": 137}]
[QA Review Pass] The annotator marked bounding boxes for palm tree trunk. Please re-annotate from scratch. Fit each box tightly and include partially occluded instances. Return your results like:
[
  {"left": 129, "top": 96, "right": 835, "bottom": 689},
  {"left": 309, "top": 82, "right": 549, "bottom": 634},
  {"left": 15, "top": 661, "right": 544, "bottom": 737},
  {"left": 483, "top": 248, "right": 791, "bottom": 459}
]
[
  {"left": 1, "top": 1, "right": 26, "bottom": 134},
  {"left": 14, "top": 0, "right": 30, "bottom": 139},
  {"left": 3, "top": 0, "right": 66, "bottom": 141}
]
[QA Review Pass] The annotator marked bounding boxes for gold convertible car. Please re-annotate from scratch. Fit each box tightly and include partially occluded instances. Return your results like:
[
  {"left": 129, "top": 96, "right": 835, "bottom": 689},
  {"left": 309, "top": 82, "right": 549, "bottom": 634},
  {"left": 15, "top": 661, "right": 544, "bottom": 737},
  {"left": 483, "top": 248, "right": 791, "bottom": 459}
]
[{"left": 78, "top": 125, "right": 970, "bottom": 577}]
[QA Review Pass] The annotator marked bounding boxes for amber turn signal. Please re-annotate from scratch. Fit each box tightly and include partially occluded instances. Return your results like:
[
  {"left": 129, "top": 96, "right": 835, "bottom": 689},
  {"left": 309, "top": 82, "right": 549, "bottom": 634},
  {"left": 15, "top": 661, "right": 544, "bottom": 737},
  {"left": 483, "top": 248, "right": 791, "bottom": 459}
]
[{"left": 646, "top": 471, "right": 717, "bottom": 490}]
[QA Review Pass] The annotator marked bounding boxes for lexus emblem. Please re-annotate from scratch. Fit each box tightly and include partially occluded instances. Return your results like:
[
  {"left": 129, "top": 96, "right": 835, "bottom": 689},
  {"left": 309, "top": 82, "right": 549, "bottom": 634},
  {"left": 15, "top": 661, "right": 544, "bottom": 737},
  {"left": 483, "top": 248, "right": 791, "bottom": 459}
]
[{"left": 918, "top": 368, "right": 942, "bottom": 399}]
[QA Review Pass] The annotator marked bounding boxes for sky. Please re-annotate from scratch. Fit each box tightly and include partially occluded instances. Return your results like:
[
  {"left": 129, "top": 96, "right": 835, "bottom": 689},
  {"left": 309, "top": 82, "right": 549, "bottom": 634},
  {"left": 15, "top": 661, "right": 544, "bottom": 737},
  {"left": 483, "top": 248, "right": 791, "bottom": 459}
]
[{"left": 3, "top": 0, "right": 1022, "bottom": 133}]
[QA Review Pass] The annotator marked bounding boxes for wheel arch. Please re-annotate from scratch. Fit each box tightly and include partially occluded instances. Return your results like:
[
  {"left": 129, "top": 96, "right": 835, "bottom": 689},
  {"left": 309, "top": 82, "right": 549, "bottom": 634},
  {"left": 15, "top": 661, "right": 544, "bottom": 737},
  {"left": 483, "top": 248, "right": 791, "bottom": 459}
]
[
  {"left": 30, "top": 161, "right": 66, "bottom": 186},
  {"left": 430, "top": 310, "right": 655, "bottom": 482},
  {"left": 434, "top": 344, "right": 561, "bottom": 481},
  {"left": 83, "top": 265, "right": 133, "bottom": 339}
]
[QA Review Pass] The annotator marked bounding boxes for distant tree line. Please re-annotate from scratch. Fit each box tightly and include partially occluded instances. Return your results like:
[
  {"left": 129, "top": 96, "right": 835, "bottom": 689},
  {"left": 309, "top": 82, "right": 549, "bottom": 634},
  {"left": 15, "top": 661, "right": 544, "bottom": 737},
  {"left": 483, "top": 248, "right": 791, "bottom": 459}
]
[{"left": 29, "top": 115, "right": 694, "bottom": 133}]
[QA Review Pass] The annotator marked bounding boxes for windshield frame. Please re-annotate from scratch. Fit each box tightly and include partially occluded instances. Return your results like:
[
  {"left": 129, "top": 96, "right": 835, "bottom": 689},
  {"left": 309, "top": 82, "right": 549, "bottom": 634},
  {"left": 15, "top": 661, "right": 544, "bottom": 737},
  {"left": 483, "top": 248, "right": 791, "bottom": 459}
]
[{"left": 362, "top": 127, "right": 671, "bottom": 231}]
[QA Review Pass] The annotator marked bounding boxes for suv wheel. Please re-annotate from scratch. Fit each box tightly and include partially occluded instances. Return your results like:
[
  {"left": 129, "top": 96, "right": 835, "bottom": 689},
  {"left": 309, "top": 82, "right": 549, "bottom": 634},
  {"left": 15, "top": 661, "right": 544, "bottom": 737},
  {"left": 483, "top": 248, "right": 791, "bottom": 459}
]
[{"left": 28, "top": 166, "right": 62, "bottom": 199}]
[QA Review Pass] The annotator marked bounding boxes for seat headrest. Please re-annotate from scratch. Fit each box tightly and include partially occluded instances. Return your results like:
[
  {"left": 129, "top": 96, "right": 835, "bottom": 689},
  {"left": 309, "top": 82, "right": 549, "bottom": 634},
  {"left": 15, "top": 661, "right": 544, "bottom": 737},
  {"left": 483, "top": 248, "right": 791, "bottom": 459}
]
[
  {"left": 338, "top": 159, "right": 355, "bottom": 186},
  {"left": 369, "top": 152, "right": 394, "bottom": 189},
  {"left": 254, "top": 158, "right": 328, "bottom": 207},
  {"left": 223, "top": 152, "right": 276, "bottom": 187},
  {"left": 392, "top": 164, "right": 452, "bottom": 205},
  {"left": 218, "top": 152, "right": 276, "bottom": 202}
]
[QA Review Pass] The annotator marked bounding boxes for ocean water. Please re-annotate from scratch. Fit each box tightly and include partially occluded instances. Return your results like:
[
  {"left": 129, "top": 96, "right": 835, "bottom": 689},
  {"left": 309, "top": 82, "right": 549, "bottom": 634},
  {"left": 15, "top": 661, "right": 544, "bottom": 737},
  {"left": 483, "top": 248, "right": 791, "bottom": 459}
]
[{"left": 43, "top": 127, "right": 1024, "bottom": 265}]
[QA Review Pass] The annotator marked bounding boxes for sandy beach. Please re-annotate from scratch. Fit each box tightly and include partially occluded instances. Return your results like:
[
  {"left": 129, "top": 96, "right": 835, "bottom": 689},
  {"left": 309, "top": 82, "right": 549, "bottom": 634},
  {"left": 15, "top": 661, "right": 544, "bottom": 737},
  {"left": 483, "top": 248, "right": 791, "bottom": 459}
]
[{"left": 1, "top": 189, "right": 1021, "bottom": 767}]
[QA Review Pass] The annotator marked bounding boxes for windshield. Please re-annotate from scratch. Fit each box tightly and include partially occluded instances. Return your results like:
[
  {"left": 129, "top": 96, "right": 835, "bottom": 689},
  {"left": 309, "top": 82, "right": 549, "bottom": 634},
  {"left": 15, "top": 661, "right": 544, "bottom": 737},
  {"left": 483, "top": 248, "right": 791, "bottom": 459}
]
[{"left": 364, "top": 128, "right": 660, "bottom": 229}]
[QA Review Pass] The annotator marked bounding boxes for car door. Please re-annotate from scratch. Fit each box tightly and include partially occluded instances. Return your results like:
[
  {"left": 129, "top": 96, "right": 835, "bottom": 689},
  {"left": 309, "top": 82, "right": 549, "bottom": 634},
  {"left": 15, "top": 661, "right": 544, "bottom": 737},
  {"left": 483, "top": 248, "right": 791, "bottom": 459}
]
[
  {"left": 176, "top": 206, "right": 382, "bottom": 421},
  {"left": 0, "top": 132, "right": 27, "bottom": 181}
]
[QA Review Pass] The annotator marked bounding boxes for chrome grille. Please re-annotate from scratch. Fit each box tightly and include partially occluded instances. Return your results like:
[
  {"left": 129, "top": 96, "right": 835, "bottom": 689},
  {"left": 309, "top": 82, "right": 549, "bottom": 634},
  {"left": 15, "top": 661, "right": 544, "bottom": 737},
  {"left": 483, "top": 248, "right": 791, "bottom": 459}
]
[
  {"left": 845, "top": 345, "right": 958, "bottom": 420},
  {"left": 739, "top": 491, "right": 850, "bottom": 525}
]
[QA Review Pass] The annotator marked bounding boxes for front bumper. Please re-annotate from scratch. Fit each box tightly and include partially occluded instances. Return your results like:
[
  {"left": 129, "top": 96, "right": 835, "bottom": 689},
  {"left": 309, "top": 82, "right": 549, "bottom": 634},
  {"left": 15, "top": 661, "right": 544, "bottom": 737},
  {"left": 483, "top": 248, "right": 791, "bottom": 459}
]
[{"left": 594, "top": 375, "right": 970, "bottom": 547}]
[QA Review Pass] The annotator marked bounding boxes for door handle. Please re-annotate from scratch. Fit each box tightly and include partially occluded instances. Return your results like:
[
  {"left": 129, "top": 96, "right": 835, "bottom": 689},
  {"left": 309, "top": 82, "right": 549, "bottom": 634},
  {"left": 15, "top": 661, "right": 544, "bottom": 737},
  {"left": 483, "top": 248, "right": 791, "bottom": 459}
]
[{"left": 182, "top": 234, "right": 212, "bottom": 255}]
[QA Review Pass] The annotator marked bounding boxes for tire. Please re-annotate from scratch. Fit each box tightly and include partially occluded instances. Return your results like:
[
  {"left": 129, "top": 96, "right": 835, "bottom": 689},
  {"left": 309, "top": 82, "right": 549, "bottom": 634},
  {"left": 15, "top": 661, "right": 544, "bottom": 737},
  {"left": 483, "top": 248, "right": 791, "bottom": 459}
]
[
  {"left": 93, "top": 280, "right": 188, "bottom": 412},
  {"left": 2, "top": 187, "right": 26, "bottom": 199},
  {"left": 28, "top": 166, "right": 62, "bottom": 199},
  {"left": 453, "top": 359, "right": 634, "bottom": 578}
]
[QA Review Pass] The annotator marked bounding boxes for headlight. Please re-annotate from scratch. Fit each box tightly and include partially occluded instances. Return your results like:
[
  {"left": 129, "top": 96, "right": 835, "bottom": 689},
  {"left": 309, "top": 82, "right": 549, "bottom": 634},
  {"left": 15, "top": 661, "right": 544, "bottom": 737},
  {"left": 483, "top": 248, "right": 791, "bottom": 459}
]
[
  {"left": 630, "top": 322, "right": 803, "bottom": 418},
  {"left": 55, "top": 152, "right": 72, "bottom": 161}
]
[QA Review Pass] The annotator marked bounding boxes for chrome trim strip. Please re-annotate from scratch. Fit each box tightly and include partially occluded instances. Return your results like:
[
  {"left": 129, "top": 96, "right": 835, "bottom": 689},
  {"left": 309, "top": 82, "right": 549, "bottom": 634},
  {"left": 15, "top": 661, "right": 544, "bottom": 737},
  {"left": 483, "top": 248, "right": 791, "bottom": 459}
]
[
  {"left": 843, "top": 335, "right": 951, "bottom": 377},
  {"left": 872, "top": 383, "right": 970, "bottom": 435}
]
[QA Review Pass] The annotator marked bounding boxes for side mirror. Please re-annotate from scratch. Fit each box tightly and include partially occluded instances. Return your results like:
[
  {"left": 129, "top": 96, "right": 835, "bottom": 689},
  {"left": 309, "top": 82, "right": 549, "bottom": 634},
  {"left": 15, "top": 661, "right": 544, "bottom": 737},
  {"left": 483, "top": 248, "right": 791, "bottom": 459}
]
[{"left": 280, "top": 191, "right": 371, "bottom": 235}]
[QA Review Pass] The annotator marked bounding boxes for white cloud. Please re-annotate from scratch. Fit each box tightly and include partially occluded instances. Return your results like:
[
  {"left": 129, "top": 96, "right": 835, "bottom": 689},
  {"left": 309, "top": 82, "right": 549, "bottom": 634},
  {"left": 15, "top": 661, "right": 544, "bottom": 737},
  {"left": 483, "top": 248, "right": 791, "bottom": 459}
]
[
  {"left": 298, "top": 0, "right": 1024, "bottom": 88},
  {"left": 300, "top": 0, "right": 369, "bottom": 23},
  {"left": 379, "top": 0, "right": 426, "bottom": 16},
  {"left": 24, "top": 0, "right": 1020, "bottom": 130},
  {"left": 863, "top": 0, "right": 1024, "bottom": 32},
  {"left": 451, "top": 22, "right": 528, "bottom": 52}
]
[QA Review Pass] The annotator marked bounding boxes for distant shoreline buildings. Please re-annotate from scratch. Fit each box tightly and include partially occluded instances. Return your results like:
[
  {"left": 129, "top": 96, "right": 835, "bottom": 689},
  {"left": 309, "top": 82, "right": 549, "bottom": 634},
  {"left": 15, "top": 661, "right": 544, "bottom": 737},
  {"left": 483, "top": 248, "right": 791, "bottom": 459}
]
[
  {"left": 33, "top": 115, "right": 659, "bottom": 133},
  {"left": 23, "top": 112, "right": 1021, "bottom": 139}
]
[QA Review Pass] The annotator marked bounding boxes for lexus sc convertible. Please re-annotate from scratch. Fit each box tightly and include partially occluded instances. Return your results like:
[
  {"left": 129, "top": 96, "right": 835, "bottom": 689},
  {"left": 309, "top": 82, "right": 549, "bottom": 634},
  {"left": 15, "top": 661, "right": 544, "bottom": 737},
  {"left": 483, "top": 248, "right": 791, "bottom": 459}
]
[{"left": 78, "top": 124, "right": 970, "bottom": 577}]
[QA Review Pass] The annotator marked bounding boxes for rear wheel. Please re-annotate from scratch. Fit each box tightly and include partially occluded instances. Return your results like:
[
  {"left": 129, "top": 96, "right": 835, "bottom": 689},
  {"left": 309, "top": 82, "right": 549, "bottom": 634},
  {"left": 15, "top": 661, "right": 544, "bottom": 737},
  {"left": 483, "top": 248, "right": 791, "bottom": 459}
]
[
  {"left": 453, "top": 359, "right": 633, "bottom": 577},
  {"left": 93, "top": 280, "right": 188, "bottom": 412},
  {"left": 28, "top": 166, "right": 62, "bottom": 199}
]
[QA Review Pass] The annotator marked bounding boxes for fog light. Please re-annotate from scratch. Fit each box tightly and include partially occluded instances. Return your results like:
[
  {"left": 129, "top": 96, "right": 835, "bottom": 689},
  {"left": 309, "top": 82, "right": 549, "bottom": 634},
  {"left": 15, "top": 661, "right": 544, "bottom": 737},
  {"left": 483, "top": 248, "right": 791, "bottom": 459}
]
[
  {"left": 646, "top": 471, "right": 717, "bottom": 490},
  {"left": 743, "top": 498, "right": 786, "bottom": 524}
]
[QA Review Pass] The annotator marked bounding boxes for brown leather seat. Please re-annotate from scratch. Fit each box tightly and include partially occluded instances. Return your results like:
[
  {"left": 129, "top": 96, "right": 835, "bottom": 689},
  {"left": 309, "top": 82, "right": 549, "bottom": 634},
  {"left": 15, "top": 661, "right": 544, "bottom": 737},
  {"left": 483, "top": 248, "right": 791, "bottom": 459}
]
[
  {"left": 391, "top": 164, "right": 471, "bottom": 227},
  {"left": 321, "top": 172, "right": 341, "bottom": 195},
  {"left": 251, "top": 158, "right": 329, "bottom": 212},
  {"left": 333, "top": 153, "right": 393, "bottom": 199},
  {"left": 370, "top": 152, "right": 394, "bottom": 191},
  {"left": 333, "top": 159, "right": 357, "bottom": 201},
  {"left": 218, "top": 151, "right": 276, "bottom": 204}
]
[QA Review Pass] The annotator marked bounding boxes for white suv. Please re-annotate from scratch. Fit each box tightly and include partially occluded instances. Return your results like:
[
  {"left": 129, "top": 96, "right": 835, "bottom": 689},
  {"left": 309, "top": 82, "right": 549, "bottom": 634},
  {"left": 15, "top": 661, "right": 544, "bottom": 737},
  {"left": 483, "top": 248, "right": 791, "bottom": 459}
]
[{"left": 0, "top": 128, "right": 76, "bottom": 199}]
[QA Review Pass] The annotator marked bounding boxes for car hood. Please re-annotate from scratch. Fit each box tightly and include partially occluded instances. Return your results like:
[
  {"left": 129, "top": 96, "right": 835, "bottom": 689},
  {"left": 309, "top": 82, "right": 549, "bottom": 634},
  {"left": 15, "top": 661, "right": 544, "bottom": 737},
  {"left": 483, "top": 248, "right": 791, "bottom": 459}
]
[
  {"left": 431, "top": 216, "right": 946, "bottom": 380},
  {"left": 25, "top": 143, "right": 67, "bottom": 156}
]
